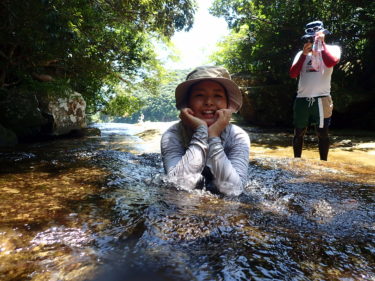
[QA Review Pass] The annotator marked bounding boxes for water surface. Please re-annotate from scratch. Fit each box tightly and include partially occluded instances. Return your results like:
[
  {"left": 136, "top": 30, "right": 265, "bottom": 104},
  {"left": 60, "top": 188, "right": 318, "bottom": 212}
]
[{"left": 0, "top": 122, "right": 374, "bottom": 281}]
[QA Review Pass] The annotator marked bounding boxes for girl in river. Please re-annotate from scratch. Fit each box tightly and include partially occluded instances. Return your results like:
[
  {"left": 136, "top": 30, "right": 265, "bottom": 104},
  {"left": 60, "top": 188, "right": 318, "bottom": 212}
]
[{"left": 160, "top": 65, "right": 250, "bottom": 196}]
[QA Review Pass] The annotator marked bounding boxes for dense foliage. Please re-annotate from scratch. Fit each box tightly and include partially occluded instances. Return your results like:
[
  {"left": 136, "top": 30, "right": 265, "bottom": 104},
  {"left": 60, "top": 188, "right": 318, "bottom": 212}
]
[
  {"left": 100, "top": 69, "right": 189, "bottom": 123},
  {"left": 210, "top": 0, "right": 375, "bottom": 128},
  {"left": 210, "top": 0, "right": 375, "bottom": 88},
  {"left": 0, "top": 0, "right": 196, "bottom": 113}
]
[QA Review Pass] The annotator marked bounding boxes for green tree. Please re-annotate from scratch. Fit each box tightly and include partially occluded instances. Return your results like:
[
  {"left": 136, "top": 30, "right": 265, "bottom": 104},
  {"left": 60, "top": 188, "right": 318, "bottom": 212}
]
[
  {"left": 112, "top": 69, "right": 189, "bottom": 123},
  {"left": 0, "top": 0, "right": 197, "bottom": 113},
  {"left": 210, "top": 0, "right": 375, "bottom": 128},
  {"left": 211, "top": 0, "right": 375, "bottom": 86}
]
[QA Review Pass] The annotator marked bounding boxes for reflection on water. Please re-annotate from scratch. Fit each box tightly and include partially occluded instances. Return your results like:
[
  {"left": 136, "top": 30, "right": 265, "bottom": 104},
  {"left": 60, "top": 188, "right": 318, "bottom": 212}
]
[{"left": 0, "top": 122, "right": 374, "bottom": 281}]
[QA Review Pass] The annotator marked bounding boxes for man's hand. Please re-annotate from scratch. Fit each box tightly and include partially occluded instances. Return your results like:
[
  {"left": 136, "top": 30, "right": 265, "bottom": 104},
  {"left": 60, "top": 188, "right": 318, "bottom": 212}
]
[
  {"left": 179, "top": 108, "right": 207, "bottom": 130},
  {"left": 303, "top": 31, "right": 325, "bottom": 55},
  {"left": 208, "top": 109, "right": 233, "bottom": 137},
  {"left": 302, "top": 42, "right": 312, "bottom": 55},
  {"left": 315, "top": 30, "right": 326, "bottom": 42}
]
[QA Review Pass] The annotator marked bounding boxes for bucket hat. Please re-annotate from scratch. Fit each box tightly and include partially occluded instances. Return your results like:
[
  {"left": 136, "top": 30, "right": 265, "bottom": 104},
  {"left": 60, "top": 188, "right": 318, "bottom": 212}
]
[
  {"left": 302, "top": 20, "right": 330, "bottom": 39},
  {"left": 175, "top": 65, "right": 242, "bottom": 112}
]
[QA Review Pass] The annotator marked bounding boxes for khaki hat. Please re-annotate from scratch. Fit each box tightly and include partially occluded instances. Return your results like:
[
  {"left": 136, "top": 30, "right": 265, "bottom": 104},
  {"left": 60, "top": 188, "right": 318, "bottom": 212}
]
[{"left": 175, "top": 65, "right": 243, "bottom": 112}]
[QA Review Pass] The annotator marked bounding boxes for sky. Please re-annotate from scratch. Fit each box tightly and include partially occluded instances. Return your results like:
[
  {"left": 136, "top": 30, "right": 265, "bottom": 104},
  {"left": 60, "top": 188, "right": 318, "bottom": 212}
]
[{"left": 159, "top": 0, "right": 229, "bottom": 70}]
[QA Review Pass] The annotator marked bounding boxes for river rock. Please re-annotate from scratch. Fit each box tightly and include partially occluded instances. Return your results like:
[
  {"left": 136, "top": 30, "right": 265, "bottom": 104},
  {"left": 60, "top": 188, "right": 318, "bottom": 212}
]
[
  {"left": 232, "top": 74, "right": 295, "bottom": 127},
  {"left": 0, "top": 124, "right": 18, "bottom": 147},
  {"left": 41, "top": 91, "right": 87, "bottom": 136},
  {"left": 335, "top": 139, "right": 353, "bottom": 147},
  {"left": 0, "top": 90, "right": 47, "bottom": 141}
]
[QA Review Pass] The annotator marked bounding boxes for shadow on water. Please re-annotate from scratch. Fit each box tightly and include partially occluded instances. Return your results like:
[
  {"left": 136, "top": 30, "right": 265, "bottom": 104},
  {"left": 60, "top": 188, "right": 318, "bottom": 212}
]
[{"left": 0, "top": 122, "right": 374, "bottom": 280}]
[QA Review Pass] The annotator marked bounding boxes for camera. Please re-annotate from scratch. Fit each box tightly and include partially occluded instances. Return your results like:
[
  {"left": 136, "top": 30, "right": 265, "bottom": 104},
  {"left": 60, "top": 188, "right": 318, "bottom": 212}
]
[{"left": 303, "top": 36, "right": 314, "bottom": 43}]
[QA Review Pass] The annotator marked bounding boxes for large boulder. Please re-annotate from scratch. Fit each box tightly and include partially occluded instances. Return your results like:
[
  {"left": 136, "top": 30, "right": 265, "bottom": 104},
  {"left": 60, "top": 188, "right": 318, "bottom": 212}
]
[
  {"left": 0, "top": 88, "right": 88, "bottom": 147},
  {"left": 0, "top": 90, "right": 47, "bottom": 140},
  {"left": 40, "top": 91, "right": 87, "bottom": 135},
  {"left": 233, "top": 74, "right": 295, "bottom": 127},
  {"left": 239, "top": 85, "right": 295, "bottom": 127},
  {"left": 0, "top": 124, "right": 18, "bottom": 147}
]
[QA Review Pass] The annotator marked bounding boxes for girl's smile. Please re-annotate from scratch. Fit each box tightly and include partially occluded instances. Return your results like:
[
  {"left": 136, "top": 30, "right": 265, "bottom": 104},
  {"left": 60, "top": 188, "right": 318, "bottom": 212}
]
[{"left": 188, "top": 80, "right": 228, "bottom": 126}]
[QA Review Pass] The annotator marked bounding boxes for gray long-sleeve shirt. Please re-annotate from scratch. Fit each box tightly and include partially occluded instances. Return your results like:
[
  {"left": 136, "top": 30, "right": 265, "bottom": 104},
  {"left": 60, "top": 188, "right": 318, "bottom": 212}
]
[{"left": 160, "top": 122, "right": 250, "bottom": 196}]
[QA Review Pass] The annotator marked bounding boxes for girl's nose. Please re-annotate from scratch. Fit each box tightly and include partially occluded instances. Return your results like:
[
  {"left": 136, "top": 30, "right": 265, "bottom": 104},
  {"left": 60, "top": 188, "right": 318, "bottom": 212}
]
[{"left": 204, "top": 96, "right": 213, "bottom": 105}]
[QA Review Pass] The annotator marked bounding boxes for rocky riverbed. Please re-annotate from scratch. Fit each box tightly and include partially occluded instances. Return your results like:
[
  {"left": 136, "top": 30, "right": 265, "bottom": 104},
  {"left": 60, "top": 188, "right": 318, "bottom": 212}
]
[{"left": 1, "top": 121, "right": 374, "bottom": 281}]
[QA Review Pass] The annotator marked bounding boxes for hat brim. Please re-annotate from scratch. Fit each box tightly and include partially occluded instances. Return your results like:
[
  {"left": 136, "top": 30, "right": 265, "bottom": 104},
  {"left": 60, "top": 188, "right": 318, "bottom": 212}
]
[
  {"left": 301, "top": 33, "right": 315, "bottom": 39},
  {"left": 301, "top": 29, "right": 330, "bottom": 39},
  {"left": 175, "top": 77, "right": 243, "bottom": 113}
]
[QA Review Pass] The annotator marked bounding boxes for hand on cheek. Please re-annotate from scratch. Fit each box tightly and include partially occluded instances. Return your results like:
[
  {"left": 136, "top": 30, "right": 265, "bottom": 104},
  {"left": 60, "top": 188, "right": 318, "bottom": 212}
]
[
  {"left": 183, "top": 108, "right": 195, "bottom": 117},
  {"left": 179, "top": 108, "right": 207, "bottom": 130},
  {"left": 208, "top": 109, "right": 232, "bottom": 137}
]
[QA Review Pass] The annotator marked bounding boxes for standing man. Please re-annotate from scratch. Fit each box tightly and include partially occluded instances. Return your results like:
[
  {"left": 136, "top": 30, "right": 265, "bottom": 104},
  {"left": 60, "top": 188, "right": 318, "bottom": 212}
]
[{"left": 290, "top": 20, "right": 341, "bottom": 161}]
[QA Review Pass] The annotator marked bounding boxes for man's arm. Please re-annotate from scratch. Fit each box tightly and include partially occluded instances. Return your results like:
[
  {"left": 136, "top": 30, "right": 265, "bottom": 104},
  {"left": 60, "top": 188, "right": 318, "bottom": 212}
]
[
  {"left": 321, "top": 43, "right": 341, "bottom": 67},
  {"left": 290, "top": 42, "right": 313, "bottom": 78},
  {"left": 290, "top": 52, "right": 306, "bottom": 78}
]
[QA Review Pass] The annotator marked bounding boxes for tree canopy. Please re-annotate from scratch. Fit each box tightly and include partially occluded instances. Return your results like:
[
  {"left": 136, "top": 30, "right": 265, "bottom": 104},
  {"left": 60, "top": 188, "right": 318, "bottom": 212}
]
[
  {"left": 99, "top": 69, "right": 189, "bottom": 123},
  {"left": 0, "top": 0, "right": 197, "bottom": 113},
  {"left": 210, "top": 0, "right": 375, "bottom": 128},
  {"left": 210, "top": 0, "right": 375, "bottom": 89}
]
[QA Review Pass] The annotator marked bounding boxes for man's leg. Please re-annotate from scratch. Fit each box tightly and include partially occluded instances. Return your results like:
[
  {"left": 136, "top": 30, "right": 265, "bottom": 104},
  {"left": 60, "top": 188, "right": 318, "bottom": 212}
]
[
  {"left": 293, "top": 98, "right": 309, "bottom": 158},
  {"left": 316, "top": 97, "right": 333, "bottom": 161},
  {"left": 293, "top": 127, "right": 307, "bottom": 158},
  {"left": 316, "top": 123, "right": 330, "bottom": 161}
]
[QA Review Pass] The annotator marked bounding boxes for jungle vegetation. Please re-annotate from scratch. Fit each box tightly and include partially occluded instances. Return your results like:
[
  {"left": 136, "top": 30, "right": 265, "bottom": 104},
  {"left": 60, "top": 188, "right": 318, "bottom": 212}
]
[
  {"left": 209, "top": 0, "right": 375, "bottom": 128},
  {"left": 1, "top": 0, "right": 374, "bottom": 128},
  {"left": 0, "top": 0, "right": 196, "bottom": 115}
]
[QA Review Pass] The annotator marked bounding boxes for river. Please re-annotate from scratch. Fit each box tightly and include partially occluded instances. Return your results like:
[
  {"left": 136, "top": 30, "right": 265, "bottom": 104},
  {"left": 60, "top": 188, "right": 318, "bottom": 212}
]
[{"left": 0, "top": 122, "right": 374, "bottom": 281}]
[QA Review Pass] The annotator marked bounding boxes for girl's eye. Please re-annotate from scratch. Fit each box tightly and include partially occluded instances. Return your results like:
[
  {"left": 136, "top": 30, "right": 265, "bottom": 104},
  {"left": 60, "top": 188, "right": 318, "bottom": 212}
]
[{"left": 193, "top": 93, "right": 204, "bottom": 97}]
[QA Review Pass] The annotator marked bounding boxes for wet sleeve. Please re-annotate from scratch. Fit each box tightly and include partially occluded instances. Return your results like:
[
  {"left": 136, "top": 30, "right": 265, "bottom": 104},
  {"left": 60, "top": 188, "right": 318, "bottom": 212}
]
[
  {"left": 206, "top": 128, "right": 250, "bottom": 196},
  {"left": 290, "top": 51, "right": 306, "bottom": 78},
  {"left": 160, "top": 125, "right": 208, "bottom": 190}
]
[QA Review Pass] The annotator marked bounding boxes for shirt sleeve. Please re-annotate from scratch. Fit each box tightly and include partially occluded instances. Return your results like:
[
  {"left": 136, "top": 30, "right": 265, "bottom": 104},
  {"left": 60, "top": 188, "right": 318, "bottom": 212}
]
[
  {"left": 321, "top": 43, "right": 341, "bottom": 67},
  {"left": 206, "top": 126, "right": 250, "bottom": 196},
  {"left": 161, "top": 124, "right": 208, "bottom": 190},
  {"left": 290, "top": 51, "right": 306, "bottom": 78}
]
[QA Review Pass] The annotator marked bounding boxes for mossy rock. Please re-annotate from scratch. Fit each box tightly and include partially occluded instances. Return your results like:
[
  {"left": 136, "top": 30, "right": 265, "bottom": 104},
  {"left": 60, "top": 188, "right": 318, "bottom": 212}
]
[
  {"left": 0, "top": 90, "right": 47, "bottom": 139},
  {"left": 0, "top": 123, "right": 18, "bottom": 147},
  {"left": 240, "top": 84, "right": 295, "bottom": 127}
]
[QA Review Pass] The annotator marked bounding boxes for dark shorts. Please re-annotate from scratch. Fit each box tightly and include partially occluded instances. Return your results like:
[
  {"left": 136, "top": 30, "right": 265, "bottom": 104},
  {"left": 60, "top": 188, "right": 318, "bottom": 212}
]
[{"left": 293, "top": 96, "right": 333, "bottom": 128}]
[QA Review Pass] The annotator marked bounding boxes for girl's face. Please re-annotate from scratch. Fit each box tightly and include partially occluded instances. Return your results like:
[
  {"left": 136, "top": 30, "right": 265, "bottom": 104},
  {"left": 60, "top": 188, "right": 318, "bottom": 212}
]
[{"left": 188, "top": 80, "right": 228, "bottom": 126}]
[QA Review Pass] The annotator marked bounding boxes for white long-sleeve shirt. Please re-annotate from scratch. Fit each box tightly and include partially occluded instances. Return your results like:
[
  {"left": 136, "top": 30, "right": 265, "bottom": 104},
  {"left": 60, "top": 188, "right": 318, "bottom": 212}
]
[
  {"left": 160, "top": 122, "right": 250, "bottom": 196},
  {"left": 291, "top": 44, "right": 341, "bottom": 98}
]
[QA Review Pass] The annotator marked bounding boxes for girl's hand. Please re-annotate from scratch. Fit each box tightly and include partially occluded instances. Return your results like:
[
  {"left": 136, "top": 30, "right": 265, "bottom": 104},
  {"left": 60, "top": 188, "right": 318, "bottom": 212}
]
[
  {"left": 179, "top": 108, "right": 207, "bottom": 130},
  {"left": 208, "top": 109, "right": 233, "bottom": 137}
]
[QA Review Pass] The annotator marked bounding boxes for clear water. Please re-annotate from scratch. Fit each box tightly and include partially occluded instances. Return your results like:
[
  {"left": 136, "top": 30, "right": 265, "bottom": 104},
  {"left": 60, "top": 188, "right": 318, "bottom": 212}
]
[{"left": 0, "top": 123, "right": 374, "bottom": 281}]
